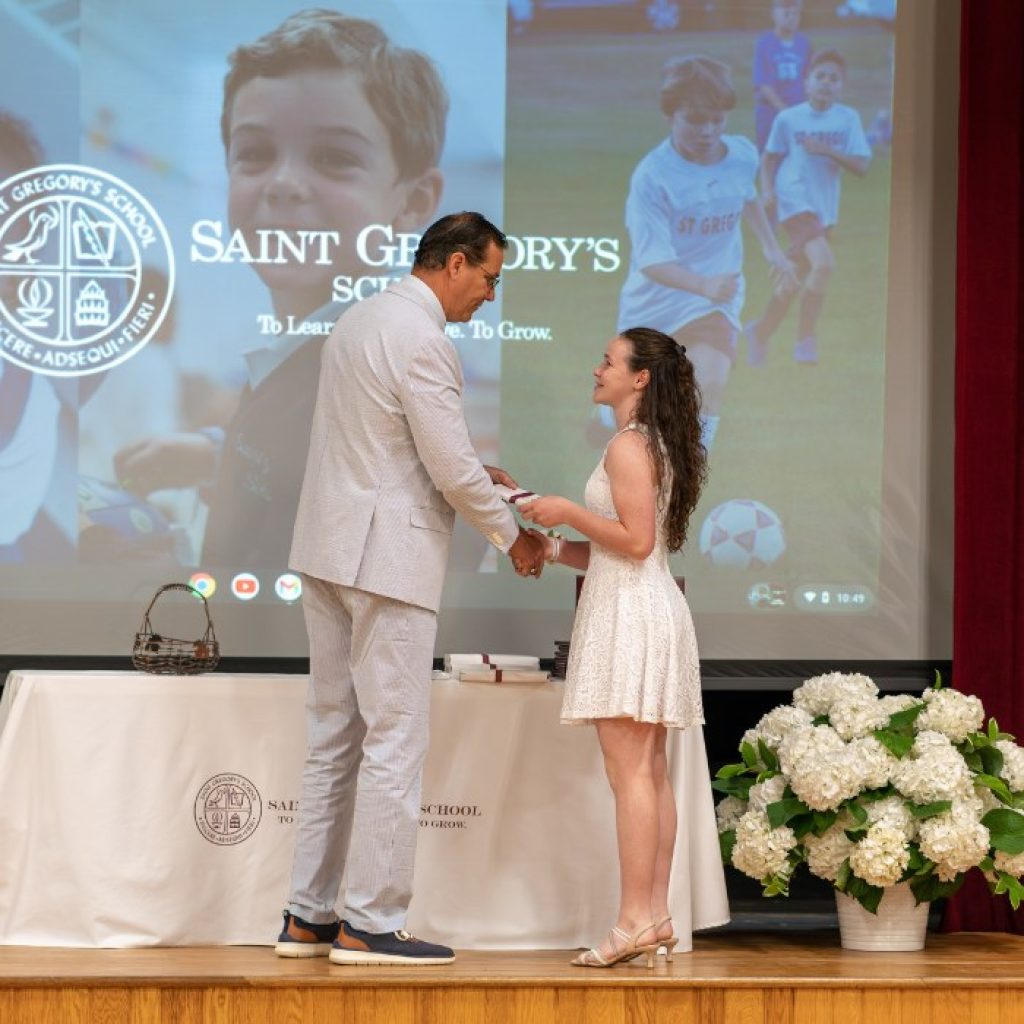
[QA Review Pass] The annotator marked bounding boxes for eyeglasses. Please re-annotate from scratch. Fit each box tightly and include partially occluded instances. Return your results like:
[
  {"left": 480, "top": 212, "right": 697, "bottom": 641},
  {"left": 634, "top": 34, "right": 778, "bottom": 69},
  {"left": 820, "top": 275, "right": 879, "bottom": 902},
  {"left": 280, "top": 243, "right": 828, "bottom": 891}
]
[{"left": 471, "top": 262, "right": 500, "bottom": 291}]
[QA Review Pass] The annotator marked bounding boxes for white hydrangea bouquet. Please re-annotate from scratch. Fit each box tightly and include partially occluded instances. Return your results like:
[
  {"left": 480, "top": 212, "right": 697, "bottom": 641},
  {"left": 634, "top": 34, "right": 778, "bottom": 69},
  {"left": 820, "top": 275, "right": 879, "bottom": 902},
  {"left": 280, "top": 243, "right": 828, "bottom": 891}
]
[{"left": 714, "top": 672, "right": 1024, "bottom": 913}]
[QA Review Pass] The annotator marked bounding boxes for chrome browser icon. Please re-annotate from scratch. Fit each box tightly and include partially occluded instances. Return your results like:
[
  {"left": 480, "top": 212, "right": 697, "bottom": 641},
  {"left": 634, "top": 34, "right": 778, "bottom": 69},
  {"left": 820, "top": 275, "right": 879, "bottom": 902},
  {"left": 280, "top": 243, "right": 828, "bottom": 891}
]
[{"left": 188, "top": 572, "right": 216, "bottom": 599}]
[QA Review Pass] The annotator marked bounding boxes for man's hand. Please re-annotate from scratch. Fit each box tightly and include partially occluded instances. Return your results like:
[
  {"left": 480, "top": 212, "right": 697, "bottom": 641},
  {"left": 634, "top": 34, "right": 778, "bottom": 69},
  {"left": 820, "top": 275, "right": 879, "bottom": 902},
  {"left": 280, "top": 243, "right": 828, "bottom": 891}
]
[
  {"left": 508, "top": 528, "right": 545, "bottom": 578},
  {"left": 485, "top": 464, "right": 518, "bottom": 489}
]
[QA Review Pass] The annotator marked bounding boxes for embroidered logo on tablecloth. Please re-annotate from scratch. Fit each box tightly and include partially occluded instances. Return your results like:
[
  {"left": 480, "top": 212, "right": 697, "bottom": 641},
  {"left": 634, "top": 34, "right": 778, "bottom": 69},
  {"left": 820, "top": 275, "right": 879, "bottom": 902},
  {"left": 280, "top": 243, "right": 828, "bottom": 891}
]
[{"left": 194, "top": 773, "right": 262, "bottom": 845}]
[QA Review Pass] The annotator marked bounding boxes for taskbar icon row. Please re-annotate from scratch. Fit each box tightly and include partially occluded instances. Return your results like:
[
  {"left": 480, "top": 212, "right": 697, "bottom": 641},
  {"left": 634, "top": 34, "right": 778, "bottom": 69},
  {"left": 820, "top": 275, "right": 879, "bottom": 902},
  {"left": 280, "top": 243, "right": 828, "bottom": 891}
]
[
  {"left": 187, "top": 571, "right": 302, "bottom": 603},
  {"left": 747, "top": 583, "right": 875, "bottom": 612}
]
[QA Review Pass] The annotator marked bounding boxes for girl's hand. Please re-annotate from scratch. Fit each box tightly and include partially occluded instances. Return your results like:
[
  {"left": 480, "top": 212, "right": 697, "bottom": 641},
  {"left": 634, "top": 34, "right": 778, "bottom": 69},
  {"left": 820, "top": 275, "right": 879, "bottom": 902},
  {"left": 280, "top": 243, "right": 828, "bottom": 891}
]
[{"left": 519, "top": 496, "right": 571, "bottom": 529}]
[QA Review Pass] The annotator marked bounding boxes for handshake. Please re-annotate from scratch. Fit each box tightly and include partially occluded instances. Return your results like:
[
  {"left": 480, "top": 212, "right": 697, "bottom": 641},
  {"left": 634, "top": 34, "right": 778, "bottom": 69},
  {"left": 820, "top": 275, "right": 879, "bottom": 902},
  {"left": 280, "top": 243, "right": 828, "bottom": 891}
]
[
  {"left": 508, "top": 526, "right": 548, "bottom": 579},
  {"left": 489, "top": 476, "right": 556, "bottom": 579}
]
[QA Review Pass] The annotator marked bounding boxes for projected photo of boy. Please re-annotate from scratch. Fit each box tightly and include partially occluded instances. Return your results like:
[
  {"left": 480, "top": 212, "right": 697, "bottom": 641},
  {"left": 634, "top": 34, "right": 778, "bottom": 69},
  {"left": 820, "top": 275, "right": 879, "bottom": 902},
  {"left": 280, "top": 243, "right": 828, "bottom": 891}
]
[
  {"left": 107, "top": 8, "right": 445, "bottom": 570},
  {"left": 92, "top": 4, "right": 501, "bottom": 573}
]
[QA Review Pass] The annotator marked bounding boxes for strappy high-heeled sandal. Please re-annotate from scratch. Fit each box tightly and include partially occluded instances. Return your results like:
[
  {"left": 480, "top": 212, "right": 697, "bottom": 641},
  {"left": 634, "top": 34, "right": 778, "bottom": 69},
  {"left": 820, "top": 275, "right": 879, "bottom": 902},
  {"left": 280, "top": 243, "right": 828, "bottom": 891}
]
[
  {"left": 652, "top": 915, "right": 679, "bottom": 961},
  {"left": 571, "top": 923, "right": 660, "bottom": 968}
]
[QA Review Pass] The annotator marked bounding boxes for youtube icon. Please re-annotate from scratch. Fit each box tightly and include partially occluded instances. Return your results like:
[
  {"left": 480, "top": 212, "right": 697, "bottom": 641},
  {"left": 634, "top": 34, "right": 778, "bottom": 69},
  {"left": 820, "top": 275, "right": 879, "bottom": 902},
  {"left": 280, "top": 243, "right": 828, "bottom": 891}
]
[{"left": 231, "top": 573, "right": 260, "bottom": 601}]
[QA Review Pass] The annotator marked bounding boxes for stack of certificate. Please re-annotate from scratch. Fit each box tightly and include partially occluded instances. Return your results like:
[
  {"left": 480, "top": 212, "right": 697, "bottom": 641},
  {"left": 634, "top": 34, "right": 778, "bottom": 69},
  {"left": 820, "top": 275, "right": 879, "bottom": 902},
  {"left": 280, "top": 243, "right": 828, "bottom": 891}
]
[
  {"left": 553, "top": 641, "right": 570, "bottom": 680},
  {"left": 458, "top": 668, "right": 550, "bottom": 684},
  {"left": 445, "top": 653, "right": 548, "bottom": 684},
  {"left": 444, "top": 653, "right": 541, "bottom": 673}
]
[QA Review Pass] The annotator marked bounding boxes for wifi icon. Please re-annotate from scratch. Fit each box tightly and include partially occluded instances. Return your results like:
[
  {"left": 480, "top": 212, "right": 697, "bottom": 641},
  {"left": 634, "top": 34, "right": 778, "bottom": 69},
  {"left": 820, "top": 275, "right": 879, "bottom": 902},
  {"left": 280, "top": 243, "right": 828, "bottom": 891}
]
[{"left": 803, "top": 591, "right": 817, "bottom": 603}]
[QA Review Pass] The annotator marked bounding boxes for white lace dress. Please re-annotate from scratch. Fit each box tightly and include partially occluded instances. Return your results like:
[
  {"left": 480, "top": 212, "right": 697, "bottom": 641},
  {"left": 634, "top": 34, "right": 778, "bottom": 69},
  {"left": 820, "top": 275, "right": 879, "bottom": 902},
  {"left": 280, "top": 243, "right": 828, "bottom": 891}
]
[{"left": 561, "top": 427, "right": 703, "bottom": 729}]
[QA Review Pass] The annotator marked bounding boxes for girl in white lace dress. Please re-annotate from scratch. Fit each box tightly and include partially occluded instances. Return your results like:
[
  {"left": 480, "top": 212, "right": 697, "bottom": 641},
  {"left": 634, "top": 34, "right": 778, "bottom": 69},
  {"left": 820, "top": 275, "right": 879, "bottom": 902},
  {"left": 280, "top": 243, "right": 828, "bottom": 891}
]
[{"left": 520, "top": 326, "right": 719, "bottom": 968}]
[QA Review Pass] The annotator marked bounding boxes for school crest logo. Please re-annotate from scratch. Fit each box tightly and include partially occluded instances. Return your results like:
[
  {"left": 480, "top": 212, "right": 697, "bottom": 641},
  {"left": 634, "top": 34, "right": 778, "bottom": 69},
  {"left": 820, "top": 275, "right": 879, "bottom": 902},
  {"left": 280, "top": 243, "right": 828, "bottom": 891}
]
[
  {"left": 194, "top": 773, "right": 263, "bottom": 846},
  {"left": 0, "top": 164, "right": 174, "bottom": 377}
]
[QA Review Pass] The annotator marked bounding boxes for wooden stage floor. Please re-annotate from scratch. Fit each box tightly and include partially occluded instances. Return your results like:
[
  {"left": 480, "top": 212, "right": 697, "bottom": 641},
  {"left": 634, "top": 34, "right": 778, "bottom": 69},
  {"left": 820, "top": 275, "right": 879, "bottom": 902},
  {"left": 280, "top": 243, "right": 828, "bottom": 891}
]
[{"left": 2, "top": 931, "right": 1024, "bottom": 1023}]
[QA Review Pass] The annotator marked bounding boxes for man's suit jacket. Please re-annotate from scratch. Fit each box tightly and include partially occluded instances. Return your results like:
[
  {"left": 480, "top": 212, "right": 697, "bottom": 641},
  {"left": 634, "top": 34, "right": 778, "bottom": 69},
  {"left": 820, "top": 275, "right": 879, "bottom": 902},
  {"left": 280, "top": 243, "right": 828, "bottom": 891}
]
[{"left": 289, "top": 275, "right": 519, "bottom": 613}]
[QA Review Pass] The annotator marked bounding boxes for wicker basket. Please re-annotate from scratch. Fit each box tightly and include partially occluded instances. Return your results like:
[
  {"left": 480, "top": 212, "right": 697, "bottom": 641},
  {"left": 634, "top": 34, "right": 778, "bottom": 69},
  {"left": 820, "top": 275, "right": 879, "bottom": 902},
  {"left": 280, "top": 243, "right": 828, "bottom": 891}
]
[{"left": 132, "top": 583, "right": 220, "bottom": 675}]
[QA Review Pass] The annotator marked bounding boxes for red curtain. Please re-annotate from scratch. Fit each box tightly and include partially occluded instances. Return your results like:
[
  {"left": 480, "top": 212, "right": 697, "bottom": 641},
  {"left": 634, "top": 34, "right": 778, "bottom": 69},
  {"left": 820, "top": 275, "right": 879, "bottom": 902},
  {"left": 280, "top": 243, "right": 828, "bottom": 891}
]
[{"left": 942, "top": 0, "right": 1024, "bottom": 933}]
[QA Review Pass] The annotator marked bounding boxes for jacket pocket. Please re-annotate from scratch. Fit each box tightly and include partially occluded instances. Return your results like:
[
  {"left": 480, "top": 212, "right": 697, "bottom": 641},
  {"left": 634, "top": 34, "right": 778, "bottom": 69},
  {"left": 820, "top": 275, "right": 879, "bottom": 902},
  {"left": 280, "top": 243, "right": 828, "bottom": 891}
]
[{"left": 410, "top": 504, "right": 454, "bottom": 533}]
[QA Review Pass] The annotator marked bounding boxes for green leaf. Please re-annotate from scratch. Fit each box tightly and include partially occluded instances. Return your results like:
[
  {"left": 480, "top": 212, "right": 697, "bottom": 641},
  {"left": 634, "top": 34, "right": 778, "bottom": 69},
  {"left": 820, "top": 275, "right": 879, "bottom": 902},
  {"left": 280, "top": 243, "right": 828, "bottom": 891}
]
[
  {"left": 758, "top": 739, "right": 779, "bottom": 771},
  {"left": 715, "top": 762, "right": 749, "bottom": 780},
  {"left": 962, "top": 750, "right": 984, "bottom": 773},
  {"left": 909, "top": 800, "right": 952, "bottom": 820},
  {"left": 811, "top": 714, "right": 830, "bottom": 726},
  {"left": 977, "top": 774, "right": 1014, "bottom": 804},
  {"left": 907, "top": 846, "right": 926, "bottom": 873},
  {"left": 860, "top": 786, "right": 897, "bottom": 803},
  {"left": 719, "top": 829, "right": 736, "bottom": 864},
  {"left": 873, "top": 729, "right": 914, "bottom": 759},
  {"left": 933, "top": 669, "right": 943, "bottom": 690},
  {"left": 979, "top": 745, "right": 1005, "bottom": 779},
  {"left": 992, "top": 871, "right": 1024, "bottom": 912},
  {"left": 755, "top": 769, "right": 780, "bottom": 784},
  {"left": 763, "top": 871, "right": 791, "bottom": 898},
  {"left": 845, "top": 828, "right": 868, "bottom": 843},
  {"left": 911, "top": 871, "right": 965, "bottom": 904},
  {"left": 846, "top": 801, "right": 869, "bottom": 827},
  {"left": 813, "top": 810, "right": 839, "bottom": 833},
  {"left": 711, "top": 776, "right": 754, "bottom": 798},
  {"left": 836, "top": 858, "right": 852, "bottom": 892},
  {"left": 741, "top": 741, "right": 760, "bottom": 771},
  {"left": 790, "top": 813, "right": 819, "bottom": 840},
  {"left": 982, "top": 809, "right": 1024, "bottom": 854},
  {"left": 766, "top": 797, "right": 811, "bottom": 830},
  {"left": 887, "top": 703, "right": 926, "bottom": 730},
  {"left": 845, "top": 876, "right": 884, "bottom": 914}
]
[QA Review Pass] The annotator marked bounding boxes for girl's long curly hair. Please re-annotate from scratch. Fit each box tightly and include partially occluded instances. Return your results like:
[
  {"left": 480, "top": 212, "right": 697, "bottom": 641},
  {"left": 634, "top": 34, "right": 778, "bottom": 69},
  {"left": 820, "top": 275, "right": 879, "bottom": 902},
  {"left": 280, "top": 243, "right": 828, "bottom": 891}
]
[{"left": 620, "top": 326, "right": 708, "bottom": 552}]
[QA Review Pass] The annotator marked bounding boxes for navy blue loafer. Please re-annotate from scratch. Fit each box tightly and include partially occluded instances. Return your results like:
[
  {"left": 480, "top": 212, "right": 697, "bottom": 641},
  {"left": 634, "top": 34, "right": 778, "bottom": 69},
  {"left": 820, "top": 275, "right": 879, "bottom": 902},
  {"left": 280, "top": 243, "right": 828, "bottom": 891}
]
[
  {"left": 274, "top": 910, "right": 341, "bottom": 957},
  {"left": 328, "top": 920, "right": 455, "bottom": 965}
]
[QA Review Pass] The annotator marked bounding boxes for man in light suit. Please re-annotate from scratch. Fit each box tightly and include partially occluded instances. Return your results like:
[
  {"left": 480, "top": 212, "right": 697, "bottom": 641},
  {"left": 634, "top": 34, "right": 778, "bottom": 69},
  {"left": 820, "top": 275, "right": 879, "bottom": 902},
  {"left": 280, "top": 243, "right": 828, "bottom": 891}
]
[{"left": 276, "top": 212, "right": 545, "bottom": 965}]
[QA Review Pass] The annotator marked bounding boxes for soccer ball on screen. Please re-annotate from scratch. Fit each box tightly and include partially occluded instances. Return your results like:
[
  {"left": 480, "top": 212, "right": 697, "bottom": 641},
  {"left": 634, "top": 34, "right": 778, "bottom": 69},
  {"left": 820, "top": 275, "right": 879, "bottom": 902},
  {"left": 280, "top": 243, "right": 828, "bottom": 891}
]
[{"left": 698, "top": 499, "right": 786, "bottom": 569}]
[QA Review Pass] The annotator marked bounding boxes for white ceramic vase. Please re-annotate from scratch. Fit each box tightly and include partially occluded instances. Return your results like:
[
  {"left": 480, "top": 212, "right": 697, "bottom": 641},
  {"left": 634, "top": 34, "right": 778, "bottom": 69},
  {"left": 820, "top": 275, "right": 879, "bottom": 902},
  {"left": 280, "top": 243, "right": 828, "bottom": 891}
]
[{"left": 835, "top": 883, "right": 930, "bottom": 951}]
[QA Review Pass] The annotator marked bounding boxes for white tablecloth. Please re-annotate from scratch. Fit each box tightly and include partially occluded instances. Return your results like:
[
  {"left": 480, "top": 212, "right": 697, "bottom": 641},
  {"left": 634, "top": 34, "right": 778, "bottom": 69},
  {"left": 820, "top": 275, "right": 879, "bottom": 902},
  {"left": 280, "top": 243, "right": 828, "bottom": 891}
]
[{"left": 0, "top": 670, "right": 728, "bottom": 949}]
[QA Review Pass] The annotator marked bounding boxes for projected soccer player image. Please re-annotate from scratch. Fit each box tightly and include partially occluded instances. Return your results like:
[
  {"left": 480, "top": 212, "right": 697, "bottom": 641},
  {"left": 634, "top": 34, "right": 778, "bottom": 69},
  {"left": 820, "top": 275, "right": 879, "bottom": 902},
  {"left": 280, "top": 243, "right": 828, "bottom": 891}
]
[
  {"left": 502, "top": 5, "right": 895, "bottom": 635},
  {"left": 110, "top": 8, "right": 457, "bottom": 571},
  {"left": 753, "top": 0, "right": 812, "bottom": 152},
  {"left": 0, "top": 111, "right": 71, "bottom": 564},
  {"left": 617, "top": 55, "right": 795, "bottom": 453},
  {"left": 744, "top": 48, "right": 872, "bottom": 368}
]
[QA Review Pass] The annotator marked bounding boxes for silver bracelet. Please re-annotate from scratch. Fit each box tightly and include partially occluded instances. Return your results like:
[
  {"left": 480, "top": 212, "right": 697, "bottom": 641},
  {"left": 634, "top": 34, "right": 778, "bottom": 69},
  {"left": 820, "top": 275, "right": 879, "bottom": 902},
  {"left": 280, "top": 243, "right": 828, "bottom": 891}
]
[{"left": 546, "top": 536, "right": 562, "bottom": 564}]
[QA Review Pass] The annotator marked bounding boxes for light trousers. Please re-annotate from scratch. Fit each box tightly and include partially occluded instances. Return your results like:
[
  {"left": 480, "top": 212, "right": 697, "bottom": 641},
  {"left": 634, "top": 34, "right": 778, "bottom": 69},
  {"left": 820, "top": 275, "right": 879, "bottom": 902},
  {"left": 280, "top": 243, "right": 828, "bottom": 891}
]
[{"left": 286, "top": 575, "right": 437, "bottom": 932}]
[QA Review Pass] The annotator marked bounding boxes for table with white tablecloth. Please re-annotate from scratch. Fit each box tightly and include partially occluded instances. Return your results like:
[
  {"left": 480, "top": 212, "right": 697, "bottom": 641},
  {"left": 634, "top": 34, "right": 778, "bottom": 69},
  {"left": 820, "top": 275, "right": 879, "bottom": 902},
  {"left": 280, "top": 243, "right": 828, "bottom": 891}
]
[{"left": 0, "top": 670, "right": 728, "bottom": 949}]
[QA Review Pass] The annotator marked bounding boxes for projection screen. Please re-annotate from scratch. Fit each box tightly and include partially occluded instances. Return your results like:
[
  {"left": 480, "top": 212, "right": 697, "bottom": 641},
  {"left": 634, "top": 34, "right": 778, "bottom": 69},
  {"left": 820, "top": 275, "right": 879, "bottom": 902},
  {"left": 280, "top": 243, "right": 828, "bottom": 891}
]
[{"left": 0, "top": 0, "right": 955, "bottom": 663}]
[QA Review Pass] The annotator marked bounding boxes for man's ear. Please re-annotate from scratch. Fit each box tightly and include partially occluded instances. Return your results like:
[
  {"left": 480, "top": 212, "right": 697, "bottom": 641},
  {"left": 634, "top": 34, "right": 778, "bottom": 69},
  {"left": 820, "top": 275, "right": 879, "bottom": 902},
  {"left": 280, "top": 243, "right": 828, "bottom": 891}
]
[
  {"left": 393, "top": 168, "right": 444, "bottom": 232},
  {"left": 446, "top": 249, "right": 468, "bottom": 280}
]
